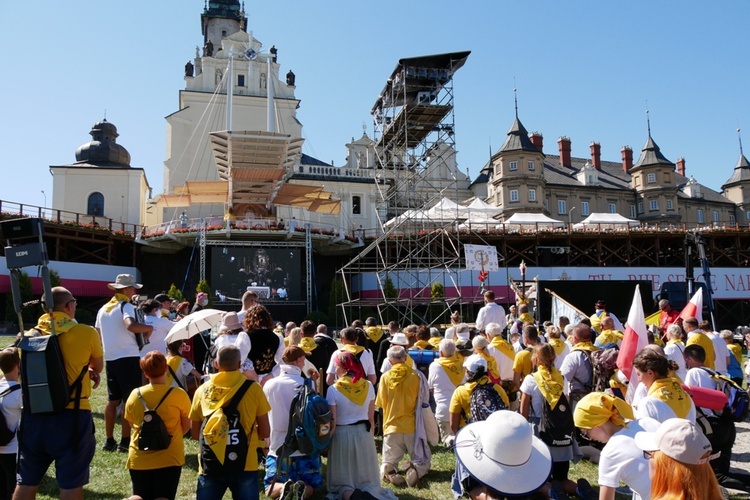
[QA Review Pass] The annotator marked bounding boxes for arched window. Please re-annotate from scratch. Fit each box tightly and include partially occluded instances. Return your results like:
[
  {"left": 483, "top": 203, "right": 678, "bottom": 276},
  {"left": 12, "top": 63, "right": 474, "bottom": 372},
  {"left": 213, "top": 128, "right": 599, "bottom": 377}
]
[{"left": 88, "top": 192, "right": 104, "bottom": 216}]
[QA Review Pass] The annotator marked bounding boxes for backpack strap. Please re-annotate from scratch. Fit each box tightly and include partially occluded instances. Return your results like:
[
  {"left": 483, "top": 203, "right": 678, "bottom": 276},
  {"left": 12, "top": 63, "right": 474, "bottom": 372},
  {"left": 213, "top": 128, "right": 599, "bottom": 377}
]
[
  {"left": 225, "top": 380, "right": 253, "bottom": 412},
  {"left": 168, "top": 366, "right": 186, "bottom": 392},
  {"left": 137, "top": 387, "right": 175, "bottom": 412},
  {"left": 0, "top": 385, "right": 20, "bottom": 400}
]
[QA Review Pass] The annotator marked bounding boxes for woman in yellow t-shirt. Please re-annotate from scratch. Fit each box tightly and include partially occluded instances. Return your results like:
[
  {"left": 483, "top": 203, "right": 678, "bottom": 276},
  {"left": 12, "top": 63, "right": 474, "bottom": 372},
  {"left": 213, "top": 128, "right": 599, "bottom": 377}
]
[{"left": 124, "top": 351, "right": 191, "bottom": 500}]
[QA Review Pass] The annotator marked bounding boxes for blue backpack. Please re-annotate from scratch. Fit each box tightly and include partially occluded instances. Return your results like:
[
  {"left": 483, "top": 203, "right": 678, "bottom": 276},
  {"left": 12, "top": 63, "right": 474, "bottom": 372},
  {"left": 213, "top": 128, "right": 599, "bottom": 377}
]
[{"left": 276, "top": 379, "right": 332, "bottom": 457}]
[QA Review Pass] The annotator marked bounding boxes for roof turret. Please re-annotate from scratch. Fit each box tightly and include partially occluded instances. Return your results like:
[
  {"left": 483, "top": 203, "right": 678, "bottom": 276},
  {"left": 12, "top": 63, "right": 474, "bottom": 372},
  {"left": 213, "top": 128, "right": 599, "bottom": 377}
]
[{"left": 74, "top": 119, "right": 131, "bottom": 167}]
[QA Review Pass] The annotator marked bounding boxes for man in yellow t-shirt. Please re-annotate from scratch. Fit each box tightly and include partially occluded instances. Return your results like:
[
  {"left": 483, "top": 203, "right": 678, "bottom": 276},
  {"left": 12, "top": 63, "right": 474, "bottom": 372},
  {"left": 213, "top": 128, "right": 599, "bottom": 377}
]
[
  {"left": 15, "top": 287, "right": 104, "bottom": 499},
  {"left": 684, "top": 317, "right": 715, "bottom": 370},
  {"left": 376, "top": 346, "right": 428, "bottom": 488},
  {"left": 190, "top": 345, "right": 271, "bottom": 499},
  {"left": 513, "top": 325, "right": 540, "bottom": 388}
]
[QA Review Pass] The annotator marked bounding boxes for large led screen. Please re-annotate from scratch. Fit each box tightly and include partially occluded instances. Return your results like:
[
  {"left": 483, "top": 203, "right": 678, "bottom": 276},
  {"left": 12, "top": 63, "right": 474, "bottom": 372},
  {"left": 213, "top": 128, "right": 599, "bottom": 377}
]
[{"left": 210, "top": 246, "right": 304, "bottom": 301}]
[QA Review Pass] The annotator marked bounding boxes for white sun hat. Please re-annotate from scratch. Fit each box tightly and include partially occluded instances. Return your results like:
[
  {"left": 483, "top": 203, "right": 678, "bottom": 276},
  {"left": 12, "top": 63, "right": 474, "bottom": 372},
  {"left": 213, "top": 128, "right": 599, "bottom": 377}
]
[
  {"left": 390, "top": 332, "right": 409, "bottom": 346},
  {"left": 454, "top": 410, "right": 552, "bottom": 496}
]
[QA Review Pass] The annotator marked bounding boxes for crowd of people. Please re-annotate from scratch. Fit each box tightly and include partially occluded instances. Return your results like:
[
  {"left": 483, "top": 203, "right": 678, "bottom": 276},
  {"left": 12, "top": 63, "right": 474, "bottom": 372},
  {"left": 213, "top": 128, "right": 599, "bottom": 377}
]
[{"left": 1, "top": 277, "right": 749, "bottom": 499}]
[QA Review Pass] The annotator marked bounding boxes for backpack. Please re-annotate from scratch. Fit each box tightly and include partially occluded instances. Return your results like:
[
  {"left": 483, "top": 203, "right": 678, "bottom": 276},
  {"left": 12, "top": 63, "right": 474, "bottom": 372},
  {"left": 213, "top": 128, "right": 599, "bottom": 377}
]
[
  {"left": 200, "top": 380, "right": 254, "bottom": 475},
  {"left": 276, "top": 378, "right": 332, "bottom": 458},
  {"left": 19, "top": 328, "right": 88, "bottom": 415},
  {"left": 590, "top": 344, "right": 619, "bottom": 393},
  {"left": 468, "top": 383, "right": 508, "bottom": 423},
  {"left": 203, "top": 343, "right": 219, "bottom": 375},
  {"left": 136, "top": 387, "right": 174, "bottom": 451},
  {"left": 0, "top": 385, "right": 21, "bottom": 446},
  {"left": 533, "top": 373, "right": 575, "bottom": 447},
  {"left": 700, "top": 367, "right": 749, "bottom": 422}
]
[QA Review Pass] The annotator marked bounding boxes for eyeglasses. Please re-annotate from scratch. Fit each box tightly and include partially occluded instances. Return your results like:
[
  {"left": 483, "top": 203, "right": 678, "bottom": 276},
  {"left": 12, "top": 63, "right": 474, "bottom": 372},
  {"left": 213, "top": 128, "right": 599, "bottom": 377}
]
[
  {"left": 579, "top": 428, "right": 590, "bottom": 439},
  {"left": 67, "top": 299, "right": 77, "bottom": 305},
  {"left": 643, "top": 450, "right": 656, "bottom": 460}
]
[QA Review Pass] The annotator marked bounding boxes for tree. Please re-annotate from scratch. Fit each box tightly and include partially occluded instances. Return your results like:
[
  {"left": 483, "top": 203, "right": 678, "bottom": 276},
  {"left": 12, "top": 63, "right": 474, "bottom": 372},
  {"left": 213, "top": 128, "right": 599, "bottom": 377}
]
[
  {"left": 4, "top": 270, "right": 37, "bottom": 329},
  {"left": 48, "top": 268, "right": 61, "bottom": 288},
  {"left": 167, "top": 283, "right": 183, "bottom": 302},
  {"left": 196, "top": 280, "right": 210, "bottom": 305},
  {"left": 428, "top": 281, "right": 446, "bottom": 325},
  {"left": 328, "top": 278, "right": 346, "bottom": 329}
]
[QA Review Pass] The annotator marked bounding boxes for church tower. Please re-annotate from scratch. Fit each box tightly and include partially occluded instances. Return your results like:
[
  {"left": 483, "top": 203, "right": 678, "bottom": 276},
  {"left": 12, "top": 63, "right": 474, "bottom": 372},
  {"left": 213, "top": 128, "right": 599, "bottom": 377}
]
[
  {"left": 157, "top": 1, "right": 303, "bottom": 224},
  {"left": 630, "top": 131, "right": 680, "bottom": 223}
]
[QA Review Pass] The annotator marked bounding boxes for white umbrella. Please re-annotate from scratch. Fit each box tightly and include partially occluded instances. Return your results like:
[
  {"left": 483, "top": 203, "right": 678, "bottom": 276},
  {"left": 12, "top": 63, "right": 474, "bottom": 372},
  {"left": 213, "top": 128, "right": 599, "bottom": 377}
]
[{"left": 165, "top": 308, "right": 225, "bottom": 344}]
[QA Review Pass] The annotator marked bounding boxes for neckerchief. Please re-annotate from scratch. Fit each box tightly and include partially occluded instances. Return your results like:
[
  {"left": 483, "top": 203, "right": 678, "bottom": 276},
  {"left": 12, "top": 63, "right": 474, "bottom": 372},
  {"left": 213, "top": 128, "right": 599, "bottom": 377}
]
[
  {"left": 386, "top": 363, "right": 412, "bottom": 389},
  {"left": 667, "top": 339, "right": 685, "bottom": 347},
  {"left": 477, "top": 350, "right": 500, "bottom": 381},
  {"left": 428, "top": 337, "right": 442, "bottom": 348},
  {"left": 490, "top": 336, "right": 515, "bottom": 361},
  {"left": 518, "top": 313, "right": 535, "bottom": 324},
  {"left": 413, "top": 340, "right": 433, "bottom": 350},
  {"left": 547, "top": 338, "right": 566, "bottom": 356},
  {"left": 200, "top": 371, "right": 250, "bottom": 464},
  {"left": 334, "top": 375, "right": 369, "bottom": 406},
  {"left": 365, "top": 326, "right": 384, "bottom": 344},
  {"left": 532, "top": 365, "right": 564, "bottom": 409},
  {"left": 103, "top": 293, "right": 131, "bottom": 313},
  {"left": 435, "top": 355, "right": 465, "bottom": 387},
  {"left": 572, "top": 341, "right": 599, "bottom": 353},
  {"left": 35, "top": 311, "right": 77, "bottom": 335},
  {"left": 647, "top": 377, "right": 693, "bottom": 419},
  {"left": 299, "top": 337, "right": 317, "bottom": 353},
  {"left": 597, "top": 330, "right": 623, "bottom": 346},
  {"left": 342, "top": 344, "right": 364, "bottom": 356}
]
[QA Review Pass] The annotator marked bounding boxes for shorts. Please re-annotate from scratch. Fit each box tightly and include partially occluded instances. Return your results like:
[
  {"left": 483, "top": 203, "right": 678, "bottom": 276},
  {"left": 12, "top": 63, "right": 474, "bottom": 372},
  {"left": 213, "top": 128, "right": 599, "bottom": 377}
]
[
  {"left": 263, "top": 454, "right": 323, "bottom": 490},
  {"left": 17, "top": 410, "right": 95, "bottom": 489},
  {"left": 130, "top": 466, "right": 182, "bottom": 500},
  {"left": 106, "top": 357, "right": 143, "bottom": 402}
]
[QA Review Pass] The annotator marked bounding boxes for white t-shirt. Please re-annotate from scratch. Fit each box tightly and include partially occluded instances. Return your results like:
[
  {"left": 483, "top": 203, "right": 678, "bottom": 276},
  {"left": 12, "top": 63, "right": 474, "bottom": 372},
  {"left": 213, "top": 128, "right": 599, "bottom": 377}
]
[
  {"left": 0, "top": 380, "right": 22, "bottom": 454},
  {"left": 263, "top": 365, "right": 305, "bottom": 457},
  {"left": 96, "top": 300, "right": 139, "bottom": 361},
  {"left": 169, "top": 357, "right": 196, "bottom": 390},
  {"left": 552, "top": 343, "right": 570, "bottom": 371},
  {"left": 475, "top": 302, "right": 507, "bottom": 332},
  {"left": 143, "top": 315, "right": 173, "bottom": 356},
  {"left": 635, "top": 394, "right": 696, "bottom": 424},
  {"left": 215, "top": 331, "right": 252, "bottom": 362},
  {"left": 486, "top": 342, "right": 515, "bottom": 381},
  {"left": 519, "top": 374, "right": 543, "bottom": 419},
  {"left": 598, "top": 417, "right": 660, "bottom": 499},
  {"left": 427, "top": 361, "right": 464, "bottom": 422},
  {"left": 326, "top": 348, "right": 376, "bottom": 379},
  {"left": 326, "top": 382, "right": 375, "bottom": 425},
  {"left": 663, "top": 342, "right": 687, "bottom": 381},
  {"left": 708, "top": 332, "right": 730, "bottom": 375},
  {"left": 684, "top": 367, "right": 718, "bottom": 414}
]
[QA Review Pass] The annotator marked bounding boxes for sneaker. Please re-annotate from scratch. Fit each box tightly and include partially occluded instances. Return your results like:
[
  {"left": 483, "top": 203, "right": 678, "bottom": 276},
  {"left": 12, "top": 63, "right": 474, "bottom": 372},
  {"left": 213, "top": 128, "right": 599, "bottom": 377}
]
[
  {"left": 549, "top": 480, "right": 569, "bottom": 500},
  {"left": 118, "top": 438, "right": 130, "bottom": 453},
  {"left": 102, "top": 438, "right": 117, "bottom": 452},
  {"left": 576, "top": 478, "right": 596, "bottom": 500},
  {"left": 293, "top": 481, "right": 306, "bottom": 500},
  {"left": 404, "top": 461, "right": 419, "bottom": 488},
  {"left": 382, "top": 465, "right": 407, "bottom": 488},
  {"left": 280, "top": 480, "right": 295, "bottom": 500}
]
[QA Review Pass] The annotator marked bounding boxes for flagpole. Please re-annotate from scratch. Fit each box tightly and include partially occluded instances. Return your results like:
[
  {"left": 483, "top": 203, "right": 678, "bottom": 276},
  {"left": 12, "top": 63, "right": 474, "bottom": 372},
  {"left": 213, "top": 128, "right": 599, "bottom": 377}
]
[{"left": 544, "top": 288, "right": 588, "bottom": 318}]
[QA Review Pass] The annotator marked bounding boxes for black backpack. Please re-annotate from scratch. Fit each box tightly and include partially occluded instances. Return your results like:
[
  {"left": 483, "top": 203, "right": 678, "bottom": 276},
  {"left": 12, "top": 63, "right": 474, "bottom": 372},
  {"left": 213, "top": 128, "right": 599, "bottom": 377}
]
[
  {"left": 200, "top": 380, "right": 253, "bottom": 475},
  {"left": 19, "top": 329, "right": 87, "bottom": 415},
  {"left": 136, "top": 387, "right": 174, "bottom": 451},
  {"left": 533, "top": 375, "right": 575, "bottom": 448},
  {"left": 468, "top": 383, "right": 508, "bottom": 423},
  {"left": 203, "top": 344, "right": 219, "bottom": 375},
  {"left": 0, "top": 385, "right": 21, "bottom": 446}
]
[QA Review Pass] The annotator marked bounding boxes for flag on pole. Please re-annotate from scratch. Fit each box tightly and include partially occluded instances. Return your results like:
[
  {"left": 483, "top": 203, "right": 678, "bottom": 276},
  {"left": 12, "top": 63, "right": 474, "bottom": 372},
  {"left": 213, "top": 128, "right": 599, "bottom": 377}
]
[
  {"left": 616, "top": 285, "right": 649, "bottom": 403},
  {"left": 549, "top": 291, "right": 587, "bottom": 327},
  {"left": 678, "top": 289, "right": 703, "bottom": 324}
]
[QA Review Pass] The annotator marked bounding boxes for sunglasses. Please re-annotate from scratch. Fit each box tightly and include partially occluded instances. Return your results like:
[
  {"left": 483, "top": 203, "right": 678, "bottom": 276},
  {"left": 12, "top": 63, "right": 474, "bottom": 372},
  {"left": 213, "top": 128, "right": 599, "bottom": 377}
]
[{"left": 642, "top": 450, "right": 656, "bottom": 460}]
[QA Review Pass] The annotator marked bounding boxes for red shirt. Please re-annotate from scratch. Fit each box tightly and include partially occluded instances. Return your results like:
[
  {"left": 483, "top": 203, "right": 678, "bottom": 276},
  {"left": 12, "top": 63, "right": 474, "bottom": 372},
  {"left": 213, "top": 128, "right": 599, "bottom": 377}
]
[{"left": 659, "top": 308, "right": 682, "bottom": 336}]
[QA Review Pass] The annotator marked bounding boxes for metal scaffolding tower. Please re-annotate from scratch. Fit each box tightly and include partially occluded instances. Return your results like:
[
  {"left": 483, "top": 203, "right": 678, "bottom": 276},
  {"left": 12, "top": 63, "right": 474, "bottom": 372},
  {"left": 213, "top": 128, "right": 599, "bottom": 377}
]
[{"left": 338, "top": 51, "right": 476, "bottom": 327}]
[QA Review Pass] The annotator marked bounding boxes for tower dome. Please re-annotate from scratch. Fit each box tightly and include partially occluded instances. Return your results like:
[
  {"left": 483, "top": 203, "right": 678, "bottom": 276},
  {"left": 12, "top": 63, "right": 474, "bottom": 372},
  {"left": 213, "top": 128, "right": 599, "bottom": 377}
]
[{"left": 75, "top": 119, "right": 131, "bottom": 167}]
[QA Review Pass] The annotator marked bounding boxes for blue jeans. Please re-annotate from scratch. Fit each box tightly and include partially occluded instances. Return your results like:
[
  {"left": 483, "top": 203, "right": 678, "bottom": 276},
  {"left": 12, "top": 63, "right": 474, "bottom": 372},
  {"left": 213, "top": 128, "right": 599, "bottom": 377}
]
[{"left": 197, "top": 470, "right": 259, "bottom": 500}]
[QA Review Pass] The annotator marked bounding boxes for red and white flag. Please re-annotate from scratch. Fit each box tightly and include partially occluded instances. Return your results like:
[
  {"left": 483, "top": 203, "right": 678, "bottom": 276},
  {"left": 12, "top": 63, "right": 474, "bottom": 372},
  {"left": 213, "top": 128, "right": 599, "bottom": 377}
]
[
  {"left": 678, "top": 289, "right": 703, "bottom": 324},
  {"left": 616, "top": 285, "right": 649, "bottom": 403}
]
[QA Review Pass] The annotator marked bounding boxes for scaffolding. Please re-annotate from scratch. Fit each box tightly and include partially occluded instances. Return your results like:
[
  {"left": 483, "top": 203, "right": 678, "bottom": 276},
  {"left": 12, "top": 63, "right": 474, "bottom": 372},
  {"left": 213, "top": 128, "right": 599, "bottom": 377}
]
[{"left": 338, "top": 51, "right": 479, "bottom": 327}]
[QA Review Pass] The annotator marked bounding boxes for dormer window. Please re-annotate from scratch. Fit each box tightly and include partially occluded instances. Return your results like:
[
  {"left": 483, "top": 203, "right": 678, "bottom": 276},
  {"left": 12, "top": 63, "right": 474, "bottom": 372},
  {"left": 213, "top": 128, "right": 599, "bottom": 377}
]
[
  {"left": 684, "top": 176, "right": 702, "bottom": 198},
  {"left": 577, "top": 161, "right": 598, "bottom": 186},
  {"left": 509, "top": 161, "right": 518, "bottom": 171}
]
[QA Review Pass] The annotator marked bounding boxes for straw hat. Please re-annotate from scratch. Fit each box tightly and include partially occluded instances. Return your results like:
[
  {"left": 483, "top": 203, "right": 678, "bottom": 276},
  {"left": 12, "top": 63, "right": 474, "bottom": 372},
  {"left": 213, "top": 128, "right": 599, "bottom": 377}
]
[{"left": 108, "top": 274, "right": 142, "bottom": 290}]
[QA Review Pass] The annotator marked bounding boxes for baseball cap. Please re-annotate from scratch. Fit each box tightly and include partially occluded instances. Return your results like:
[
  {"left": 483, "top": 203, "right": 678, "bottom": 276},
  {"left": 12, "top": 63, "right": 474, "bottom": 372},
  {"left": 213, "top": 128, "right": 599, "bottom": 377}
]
[
  {"left": 463, "top": 354, "right": 487, "bottom": 374},
  {"left": 634, "top": 418, "right": 714, "bottom": 465}
]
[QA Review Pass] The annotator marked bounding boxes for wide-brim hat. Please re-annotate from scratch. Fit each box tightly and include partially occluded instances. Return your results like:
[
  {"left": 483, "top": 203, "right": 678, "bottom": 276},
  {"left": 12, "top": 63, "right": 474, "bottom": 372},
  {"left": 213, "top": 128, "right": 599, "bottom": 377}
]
[
  {"left": 108, "top": 274, "right": 143, "bottom": 290},
  {"left": 218, "top": 311, "right": 243, "bottom": 334},
  {"left": 455, "top": 410, "right": 552, "bottom": 496},
  {"left": 390, "top": 332, "right": 409, "bottom": 346}
]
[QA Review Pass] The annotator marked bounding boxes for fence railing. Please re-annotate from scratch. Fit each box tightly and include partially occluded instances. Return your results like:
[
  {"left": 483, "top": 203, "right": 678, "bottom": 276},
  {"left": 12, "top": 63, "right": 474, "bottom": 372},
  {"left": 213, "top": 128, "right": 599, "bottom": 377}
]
[{"left": 0, "top": 200, "right": 140, "bottom": 236}]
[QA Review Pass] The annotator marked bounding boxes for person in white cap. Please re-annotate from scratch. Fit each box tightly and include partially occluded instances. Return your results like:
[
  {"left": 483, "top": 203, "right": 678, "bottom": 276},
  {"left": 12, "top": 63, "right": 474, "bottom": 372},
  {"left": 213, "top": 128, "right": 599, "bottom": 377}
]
[
  {"left": 452, "top": 410, "right": 552, "bottom": 499},
  {"left": 96, "top": 274, "right": 153, "bottom": 453},
  {"left": 634, "top": 418, "right": 722, "bottom": 499},
  {"left": 449, "top": 355, "right": 509, "bottom": 435},
  {"left": 379, "top": 332, "right": 410, "bottom": 375}
]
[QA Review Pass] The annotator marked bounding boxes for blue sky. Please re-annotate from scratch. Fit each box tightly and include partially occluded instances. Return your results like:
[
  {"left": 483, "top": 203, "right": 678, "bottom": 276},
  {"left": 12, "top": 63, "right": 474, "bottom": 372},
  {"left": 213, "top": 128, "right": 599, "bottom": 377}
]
[{"left": 1, "top": 1, "right": 749, "bottom": 209}]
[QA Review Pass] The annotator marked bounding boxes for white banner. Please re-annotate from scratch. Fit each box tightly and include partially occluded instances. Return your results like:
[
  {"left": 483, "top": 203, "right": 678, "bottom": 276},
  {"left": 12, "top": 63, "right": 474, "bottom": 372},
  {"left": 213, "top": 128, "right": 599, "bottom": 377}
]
[
  {"left": 551, "top": 295, "right": 587, "bottom": 326},
  {"left": 464, "top": 244, "right": 499, "bottom": 271}
]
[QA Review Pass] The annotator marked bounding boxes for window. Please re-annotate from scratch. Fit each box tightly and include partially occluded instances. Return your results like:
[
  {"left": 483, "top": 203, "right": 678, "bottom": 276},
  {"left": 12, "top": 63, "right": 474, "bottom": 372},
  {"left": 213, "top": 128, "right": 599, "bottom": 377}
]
[
  {"left": 630, "top": 205, "right": 636, "bottom": 218},
  {"left": 528, "top": 189, "right": 536, "bottom": 202},
  {"left": 510, "top": 190, "right": 519, "bottom": 202},
  {"left": 647, "top": 173, "right": 656, "bottom": 183},
  {"left": 558, "top": 200, "right": 567, "bottom": 214},
  {"left": 730, "top": 214, "right": 736, "bottom": 225},
  {"left": 697, "top": 209, "right": 704, "bottom": 223},
  {"left": 609, "top": 203, "right": 617, "bottom": 213},
  {"left": 527, "top": 161, "right": 535, "bottom": 171},
  {"left": 237, "top": 74, "right": 245, "bottom": 87},
  {"left": 746, "top": 211, "right": 750, "bottom": 220},
  {"left": 352, "top": 195, "right": 362, "bottom": 215},
  {"left": 581, "top": 202, "right": 590, "bottom": 216},
  {"left": 509, "top": 161, "right": 518, "bottom": 171},
  {"left": 87, "top": 192, "right": 104, "bottom": 216},
  {"left": 650, "top": 200, "right": 658, "bottom": 211},
  {"left": 638, "top": 202, "right": 644, "bottom": 213},
  {"left": 666, "top": 199, "right": 673, "bottom": 210},
  {"left": 712, "top": 211, "right": 719, "bottom": 222},
  {"left": 544, "top": 199, "right": 549, "bottom": 212}
]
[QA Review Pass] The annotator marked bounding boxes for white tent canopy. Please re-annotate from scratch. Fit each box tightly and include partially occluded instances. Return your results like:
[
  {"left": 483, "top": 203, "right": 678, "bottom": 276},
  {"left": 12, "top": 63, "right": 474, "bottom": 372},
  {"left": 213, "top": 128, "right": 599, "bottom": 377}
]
[
  {"left": 504, "top": 213, "right": 566, "bottom": 227},
  {"left": 573, "top": 213, "right": 640, "bottom": 229},
  {"left": 464, "top": 198, "right": 502, "bottom": 217}
]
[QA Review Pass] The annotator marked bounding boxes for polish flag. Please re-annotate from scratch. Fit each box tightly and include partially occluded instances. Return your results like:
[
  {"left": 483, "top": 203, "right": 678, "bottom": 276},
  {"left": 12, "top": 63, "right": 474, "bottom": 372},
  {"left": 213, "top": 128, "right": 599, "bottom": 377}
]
[
  {"left": 616, "top": 285, "right": 649, "bottom": 403},
  {"left": 678, "top": 289, "right": 703, "bottom": 324}
]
